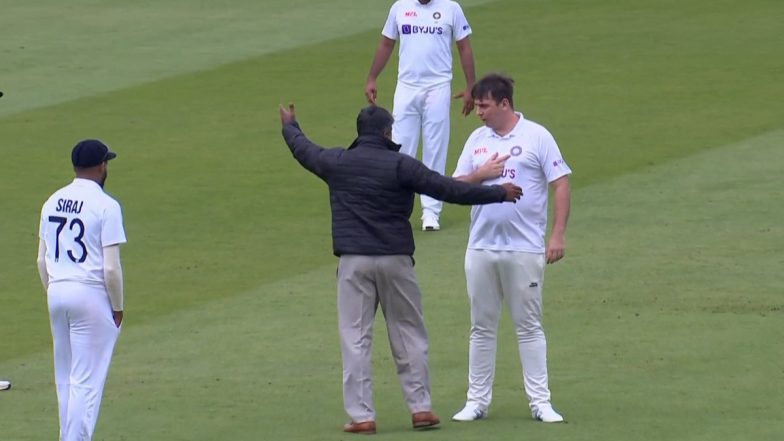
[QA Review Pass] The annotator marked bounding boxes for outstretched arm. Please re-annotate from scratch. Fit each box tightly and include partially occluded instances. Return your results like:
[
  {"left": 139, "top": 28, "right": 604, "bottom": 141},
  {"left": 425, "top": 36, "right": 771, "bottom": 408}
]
[
  {"left": 399, "top": 156, "right": 521, "bottom": 205},
  {"left": 280, "top": 104, "right": 331, "bottom": 179}
]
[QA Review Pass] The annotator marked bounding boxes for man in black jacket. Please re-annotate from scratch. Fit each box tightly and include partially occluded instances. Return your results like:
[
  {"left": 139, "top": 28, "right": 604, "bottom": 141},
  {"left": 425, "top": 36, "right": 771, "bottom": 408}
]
[{"left": 280, "top": 103, "right": 520, "bottom": 435}]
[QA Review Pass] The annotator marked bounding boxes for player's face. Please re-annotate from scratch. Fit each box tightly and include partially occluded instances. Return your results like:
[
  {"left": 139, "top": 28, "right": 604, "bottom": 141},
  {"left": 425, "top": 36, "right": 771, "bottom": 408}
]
[
  {"left": 418, "top": 0, "right": 432, "bottom": 4},
  {"left": 474, "top": 97, "right": 508, "bottom": 130}
]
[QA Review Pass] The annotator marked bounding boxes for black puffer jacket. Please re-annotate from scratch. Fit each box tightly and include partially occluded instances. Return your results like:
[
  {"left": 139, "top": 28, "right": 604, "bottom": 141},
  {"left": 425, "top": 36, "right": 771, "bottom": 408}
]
[{"left": 282, "top": 121, "right": 507, "bottom": 256}]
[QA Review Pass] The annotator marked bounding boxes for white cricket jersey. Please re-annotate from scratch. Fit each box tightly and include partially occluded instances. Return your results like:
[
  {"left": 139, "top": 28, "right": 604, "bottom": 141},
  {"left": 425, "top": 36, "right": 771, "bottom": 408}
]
[
  {"left": 39, "top": 178, "right": 126, "bottom": 286},
  {"left": 382, "top": 0, "right": 472, "bottom": 89},
  {"left": 453, "top": 113, "right": 571, "bottom": 253}
]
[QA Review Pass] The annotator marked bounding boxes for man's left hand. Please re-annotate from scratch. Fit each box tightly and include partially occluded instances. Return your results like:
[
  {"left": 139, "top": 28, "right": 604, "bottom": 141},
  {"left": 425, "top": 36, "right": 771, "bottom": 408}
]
[
  {"left": 279, "top": 103, "right": 296, "bottom": 125},
  {"left": 546, "top": 234, "right": 565, "bottom": 264},
  {"left": 453, "top": 90, "right": 475, "bottom": 116}
]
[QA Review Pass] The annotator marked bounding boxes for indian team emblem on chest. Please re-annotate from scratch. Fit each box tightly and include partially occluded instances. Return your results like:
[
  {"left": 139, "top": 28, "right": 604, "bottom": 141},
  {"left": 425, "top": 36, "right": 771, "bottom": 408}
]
[{"left": 510, "top": 145, "right": 523, "bottom": 157}]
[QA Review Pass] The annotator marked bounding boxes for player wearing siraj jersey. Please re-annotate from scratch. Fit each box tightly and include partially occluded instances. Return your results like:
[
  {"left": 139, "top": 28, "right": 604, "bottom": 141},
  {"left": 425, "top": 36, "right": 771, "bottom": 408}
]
[{"left": 38, "top": 139, "right": 127, "bottom": 441}]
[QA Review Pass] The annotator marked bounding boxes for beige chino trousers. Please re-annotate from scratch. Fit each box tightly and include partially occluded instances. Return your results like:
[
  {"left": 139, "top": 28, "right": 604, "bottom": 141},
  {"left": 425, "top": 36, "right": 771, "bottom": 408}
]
[{"left": 337, "top": 254, "right": 432, "bottom": 422}]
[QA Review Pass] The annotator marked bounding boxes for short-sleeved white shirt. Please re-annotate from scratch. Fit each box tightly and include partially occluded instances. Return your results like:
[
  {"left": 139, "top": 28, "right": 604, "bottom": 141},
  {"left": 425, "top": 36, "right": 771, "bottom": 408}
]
[
  {"left": 453, "top": 113, "right": 571, "bottom": 253},
  {"left": 382, "top": 0, "right": 472, "bottom": 89},
  {"left": 39, "top": 178, "right": 126, "bottom": 286}
]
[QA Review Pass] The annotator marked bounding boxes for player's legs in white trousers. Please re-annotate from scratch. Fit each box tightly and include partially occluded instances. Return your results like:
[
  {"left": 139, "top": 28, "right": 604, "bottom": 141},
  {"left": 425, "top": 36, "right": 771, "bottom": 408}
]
[
  {"left": 464, "top": 249, "right": 552, "bottom": 411},
  {"left": 48, "top": 281, "right": 119, "bottom": 441},
  {"left": 392, "top": 82, "right": 451, "bottom": 220},
  {"left": 337, "top": 255, "right": 432, "bottom": 422}
]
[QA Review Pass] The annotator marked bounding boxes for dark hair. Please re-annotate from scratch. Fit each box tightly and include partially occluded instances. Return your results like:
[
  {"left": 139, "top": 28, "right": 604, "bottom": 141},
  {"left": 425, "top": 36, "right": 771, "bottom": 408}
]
[
  {"left": 471, "top": 73, "right": 515, "bottom": 108},
  {"left": 356, "top": 105, "right": 394, "bottom": 137}
]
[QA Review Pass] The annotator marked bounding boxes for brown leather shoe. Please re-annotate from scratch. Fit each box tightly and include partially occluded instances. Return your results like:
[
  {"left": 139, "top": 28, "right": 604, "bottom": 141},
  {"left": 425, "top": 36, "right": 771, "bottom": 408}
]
[
  {"left": 412, "top": 411, "right": 440, "bottom": 430},
  {"left": 343, "top": 420, "right": 376, "bottom": 435}
]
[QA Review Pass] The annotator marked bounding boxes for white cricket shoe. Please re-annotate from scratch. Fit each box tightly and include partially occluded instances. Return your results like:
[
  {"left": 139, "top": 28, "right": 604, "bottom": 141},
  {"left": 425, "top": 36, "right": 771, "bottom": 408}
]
[
  {"left": 0, "top": 380, "right": 11, "bottom": 391},
  {"left": 452, "top": 402, "right": 488, "bottom": 421},
  {"left": 422, "top": 214, "right": 440, "bottom": 231},
  {"left": 532, "top": 404, "right": 564, "bottom": 423}
]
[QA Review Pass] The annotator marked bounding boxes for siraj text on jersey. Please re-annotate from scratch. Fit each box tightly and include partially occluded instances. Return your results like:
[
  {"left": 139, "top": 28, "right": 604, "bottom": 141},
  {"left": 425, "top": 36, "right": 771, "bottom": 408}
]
[{"left": 56, "top": 199, "right": 83, "bottom": 214}]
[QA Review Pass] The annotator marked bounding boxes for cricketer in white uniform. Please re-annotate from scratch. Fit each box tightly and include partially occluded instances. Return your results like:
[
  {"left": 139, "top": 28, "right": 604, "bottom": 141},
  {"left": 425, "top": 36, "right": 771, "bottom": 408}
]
[
  {"left": 365, "top": 0, "right": 476, "bottom": 231},
  {"left": 37, "top": 139, "right": 126, "bottom": 441},
  {"left": 451, "top": 73, "right": 572, "bottom": 423}
]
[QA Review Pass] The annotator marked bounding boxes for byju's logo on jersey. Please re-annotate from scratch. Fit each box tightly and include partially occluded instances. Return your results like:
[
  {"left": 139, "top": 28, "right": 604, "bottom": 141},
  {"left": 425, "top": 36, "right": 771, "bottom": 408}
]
[{"left": 401, "top": 24, "right": 444, "bottom": 35}]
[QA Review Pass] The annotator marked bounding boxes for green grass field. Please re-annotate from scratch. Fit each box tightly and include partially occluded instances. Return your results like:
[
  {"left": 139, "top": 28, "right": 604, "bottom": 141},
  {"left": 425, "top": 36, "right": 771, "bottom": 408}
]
[{"left": 1, "top": 0, "right": 782, "bottom": 440}]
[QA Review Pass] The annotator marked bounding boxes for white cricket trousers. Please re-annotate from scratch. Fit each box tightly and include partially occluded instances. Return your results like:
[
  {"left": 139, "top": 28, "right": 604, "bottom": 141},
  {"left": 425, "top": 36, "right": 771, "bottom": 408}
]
[
  {"left": 463, "top": 249, "right": 552, "bottom": 410},
  {"left": 48, "top": 281, "right": 119, "bottom": 441},
  {"left": 392, "top": 82, "right": 452, "bottom": 218}
]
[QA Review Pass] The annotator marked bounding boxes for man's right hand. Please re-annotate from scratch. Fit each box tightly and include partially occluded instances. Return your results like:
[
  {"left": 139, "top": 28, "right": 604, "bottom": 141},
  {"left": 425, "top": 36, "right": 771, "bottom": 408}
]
[
  {"left": 500, "top": 183, "right": 523, "bottom": 202},
  {"left": 364, "top": 80, "right": 377, "bottom": 104},
  {"left": 477, "top": 152, "right": 510, "bottom": 181},
  {"left": 279, "top": 103, "right": 296, "bottom": 125}
]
